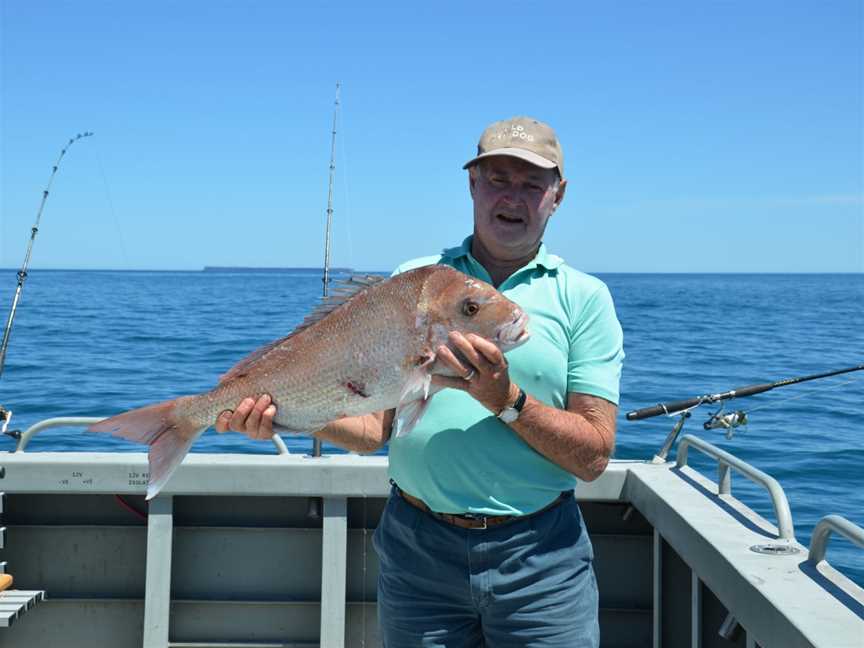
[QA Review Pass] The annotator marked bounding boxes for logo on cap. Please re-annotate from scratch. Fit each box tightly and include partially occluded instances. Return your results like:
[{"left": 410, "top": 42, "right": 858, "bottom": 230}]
[{"left": 491, "top": 124, "right": 535, "bottom": 143}]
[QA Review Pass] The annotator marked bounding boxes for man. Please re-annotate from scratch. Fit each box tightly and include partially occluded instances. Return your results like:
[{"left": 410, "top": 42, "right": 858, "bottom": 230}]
[{"left": 217, "top": 117, "right": 624, "bottom": 647}]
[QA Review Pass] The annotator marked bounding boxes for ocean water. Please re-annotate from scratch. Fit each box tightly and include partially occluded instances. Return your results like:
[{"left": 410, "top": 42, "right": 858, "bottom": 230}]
[{"left": 0, "top": 270, "right": 862, "bottom": 585}]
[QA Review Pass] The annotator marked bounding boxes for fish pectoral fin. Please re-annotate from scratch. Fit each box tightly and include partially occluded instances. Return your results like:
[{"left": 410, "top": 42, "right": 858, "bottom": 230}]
[
  {"left": 393, "top": 398, "right": 430, "bottom": 439},
  {"left": 394, "top": 385, "right": 442, "bottom": 439},
  {"left": 400, "top": 367, "right": 432, "bottom": 403},
  {"left": 393, "top": 365, "right": 444, "bottom": 438}
]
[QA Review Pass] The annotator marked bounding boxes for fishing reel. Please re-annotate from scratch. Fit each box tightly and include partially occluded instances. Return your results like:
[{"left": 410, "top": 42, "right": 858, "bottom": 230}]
[
  {"left": 704, "top": 407, "right": 748, "bottom": 439},
  {"left": 629, "top": 364, "right": 863, "bottom": 462},
  {"left": 0, "top": 405, "right": 10, "bottom": 435},
  {"left": 0, "top": 406, "right": 19, "bottom": 440}
]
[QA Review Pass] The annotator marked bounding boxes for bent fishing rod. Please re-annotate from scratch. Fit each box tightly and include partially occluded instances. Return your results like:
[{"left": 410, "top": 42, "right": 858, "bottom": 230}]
[
  {"left": 0, "top": 132, "right": 93, "bottom": 431},
  {"left": 626, "top": 364, "right": 864, "bottom": 463}
]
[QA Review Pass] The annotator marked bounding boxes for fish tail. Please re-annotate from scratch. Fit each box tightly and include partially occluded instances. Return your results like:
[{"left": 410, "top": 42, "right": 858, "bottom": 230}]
[{"left": 89, "top": 396, "right": 207, "bottom": 500}]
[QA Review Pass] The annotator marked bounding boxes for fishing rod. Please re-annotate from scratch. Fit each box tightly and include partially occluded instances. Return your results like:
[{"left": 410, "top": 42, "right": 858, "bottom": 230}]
[
  {"left": 626, "top": 364, "right": 864, "bottom": 463},
  {"left": 0, "top": 132, "right": 93, "bottom": 432},
  {"left": 311, "top": 81, "right": 340, "bottom": 464},
  {"left": 306, "top": 83, "right": 341, "bottom": 522}
]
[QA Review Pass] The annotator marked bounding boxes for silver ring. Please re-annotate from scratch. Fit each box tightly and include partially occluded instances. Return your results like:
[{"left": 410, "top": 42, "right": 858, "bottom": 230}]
[{"left": 464, "top": 369, "right": 476, "bottom": 381}]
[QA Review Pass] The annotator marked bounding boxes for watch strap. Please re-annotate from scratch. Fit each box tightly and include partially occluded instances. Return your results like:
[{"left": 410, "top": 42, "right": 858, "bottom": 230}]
[
  {"left": 512, "top": 387, "right": 527, "bottom": 413},
  {"left": 497, "top": 387, "right": 527, "bottom": 422}
]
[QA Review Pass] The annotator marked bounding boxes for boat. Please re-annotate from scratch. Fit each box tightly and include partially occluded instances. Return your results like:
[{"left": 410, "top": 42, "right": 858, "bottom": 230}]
[{"left": 0, "top": 416, "right": 861, "bottom": 647}]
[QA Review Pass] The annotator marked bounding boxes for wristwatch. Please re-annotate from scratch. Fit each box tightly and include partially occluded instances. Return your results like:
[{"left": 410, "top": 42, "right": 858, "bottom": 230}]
[{"left": 497, "top": 387, "right": 527, "bottom": 424}]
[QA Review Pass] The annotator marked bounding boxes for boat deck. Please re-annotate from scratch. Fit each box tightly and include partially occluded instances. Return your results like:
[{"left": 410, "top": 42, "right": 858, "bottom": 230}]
[{"left": 0, "top": 433, "right": 861, "bottom": 647}]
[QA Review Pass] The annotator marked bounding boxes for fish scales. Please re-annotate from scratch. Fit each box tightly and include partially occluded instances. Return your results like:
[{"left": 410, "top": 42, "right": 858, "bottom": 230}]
[{"left": 178, "top": 273, "right": 425, "bottom": 431}]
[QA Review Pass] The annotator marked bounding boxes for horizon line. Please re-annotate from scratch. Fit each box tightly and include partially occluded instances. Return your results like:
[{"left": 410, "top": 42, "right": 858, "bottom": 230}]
[{"left": 0, "top": 267, "right": 861, "bottom": 275}]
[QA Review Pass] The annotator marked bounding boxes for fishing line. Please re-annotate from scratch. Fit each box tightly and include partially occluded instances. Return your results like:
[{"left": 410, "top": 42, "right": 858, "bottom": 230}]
[
  {"left": 92, "top": 140, "right": 131, "bottom": 269},
  {"left": 337, "top": 95, "right": 355, "bottom": 272}
]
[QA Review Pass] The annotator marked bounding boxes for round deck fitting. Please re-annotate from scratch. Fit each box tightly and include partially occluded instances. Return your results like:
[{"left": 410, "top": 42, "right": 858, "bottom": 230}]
[{"left": 750, "top": 543, "right": 800, "bottom": 555}]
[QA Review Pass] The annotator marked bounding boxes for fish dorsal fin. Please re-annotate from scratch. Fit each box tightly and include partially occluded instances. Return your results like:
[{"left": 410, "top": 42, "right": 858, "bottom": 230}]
[
  {"left": 218, "top": 274, "right": 387, "bottom": 384},
  {"left": 298, "top": 274, "right": 387, "bottom": 331}
]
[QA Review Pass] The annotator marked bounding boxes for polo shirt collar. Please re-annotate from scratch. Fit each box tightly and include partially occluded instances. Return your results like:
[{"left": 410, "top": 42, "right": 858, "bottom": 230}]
[{"left": 441, "top": 235, "right": 564, "bottom": 273}]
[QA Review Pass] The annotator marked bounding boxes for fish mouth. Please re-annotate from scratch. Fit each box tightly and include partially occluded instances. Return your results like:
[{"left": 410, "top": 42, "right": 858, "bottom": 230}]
[{"left": 497, "top": 311, "right": 530, "bottom": 350}]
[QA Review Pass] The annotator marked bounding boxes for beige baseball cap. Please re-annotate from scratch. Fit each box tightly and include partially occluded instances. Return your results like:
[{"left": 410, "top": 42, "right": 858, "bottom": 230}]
[{"left": 463, "top": 116, "right": 564, "bottom": 177}]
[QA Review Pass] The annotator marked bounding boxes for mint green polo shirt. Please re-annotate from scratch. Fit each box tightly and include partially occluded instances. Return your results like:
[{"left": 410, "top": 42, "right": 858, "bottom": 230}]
[{"left": 389, "top": 236, "right": 624, "bottom": 516}]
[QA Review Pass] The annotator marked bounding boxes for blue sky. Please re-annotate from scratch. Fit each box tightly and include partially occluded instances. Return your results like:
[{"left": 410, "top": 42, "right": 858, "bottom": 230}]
[{"left": 0, "top": 1, "right": 861, "bottom": 272}]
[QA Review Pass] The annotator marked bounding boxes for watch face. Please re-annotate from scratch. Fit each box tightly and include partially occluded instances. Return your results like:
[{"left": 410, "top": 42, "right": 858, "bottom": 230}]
[{"left": 498, "top": 407, "right": 519, "bottom": 423}]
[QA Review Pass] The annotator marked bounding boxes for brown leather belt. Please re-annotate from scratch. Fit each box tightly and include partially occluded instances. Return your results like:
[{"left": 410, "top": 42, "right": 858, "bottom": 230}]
[{"left": 394, "top": 484, "right": 570, "bottom": 530}]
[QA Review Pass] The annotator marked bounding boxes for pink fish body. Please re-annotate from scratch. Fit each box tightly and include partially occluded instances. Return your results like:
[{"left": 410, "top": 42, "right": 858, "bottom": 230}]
[{"left": 90, "top": 265, "right": 529, "bottom": 499}]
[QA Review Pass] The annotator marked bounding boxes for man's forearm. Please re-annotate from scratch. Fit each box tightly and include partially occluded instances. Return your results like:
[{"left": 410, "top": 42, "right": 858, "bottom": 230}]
[
  {"left": 509, "top": 393, "right": 616, "bottom": 481},
  {"left": 313, "top": 410, "right": 392, "bottom": 454}
]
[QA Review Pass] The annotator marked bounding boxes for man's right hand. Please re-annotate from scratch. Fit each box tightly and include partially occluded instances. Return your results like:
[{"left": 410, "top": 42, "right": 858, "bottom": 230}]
[{"left": 215, "top": 394, "right": 277, "bottom": 440}]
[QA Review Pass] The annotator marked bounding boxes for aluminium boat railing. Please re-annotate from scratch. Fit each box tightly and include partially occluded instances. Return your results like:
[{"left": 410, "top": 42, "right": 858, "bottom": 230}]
[
  {"left": 808, "top": 514, "right": 864, "bottom": 565},
  {"left": 13, "top": 417, "right": 291, "bottom": 455},
  {"left": 675, "top": 433, "right": 796, "bottom": 545}
]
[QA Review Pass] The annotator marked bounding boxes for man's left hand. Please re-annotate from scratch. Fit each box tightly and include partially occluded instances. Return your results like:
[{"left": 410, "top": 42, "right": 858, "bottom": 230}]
[{"left": 431, "top": 331, "right": 519, "bottom": 415}]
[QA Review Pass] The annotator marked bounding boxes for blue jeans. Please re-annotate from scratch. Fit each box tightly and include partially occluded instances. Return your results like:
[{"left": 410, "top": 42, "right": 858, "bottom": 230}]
[{"left": 372, "top": 487, "right": 600, "bottom": 647}]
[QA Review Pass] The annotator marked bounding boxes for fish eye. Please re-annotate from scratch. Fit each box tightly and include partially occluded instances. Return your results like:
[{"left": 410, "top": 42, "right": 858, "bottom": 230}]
[{"left": 462, "top": 300, "right": 480, "bottom": 317}]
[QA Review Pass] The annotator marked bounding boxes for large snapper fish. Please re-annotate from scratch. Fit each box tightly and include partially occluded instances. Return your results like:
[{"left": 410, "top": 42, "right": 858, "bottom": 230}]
[{"left": 91, "top": 265, "right": 530, "bottom": 499}]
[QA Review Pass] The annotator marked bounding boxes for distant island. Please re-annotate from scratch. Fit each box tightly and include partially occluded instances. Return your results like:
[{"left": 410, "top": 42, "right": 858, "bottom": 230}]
[{"left": 203, "top": 266, "right": 354, "bottom": 274}]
